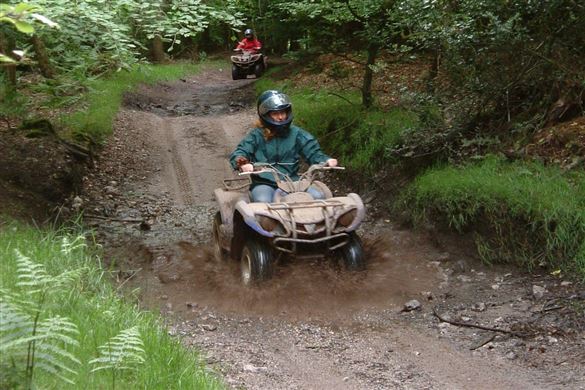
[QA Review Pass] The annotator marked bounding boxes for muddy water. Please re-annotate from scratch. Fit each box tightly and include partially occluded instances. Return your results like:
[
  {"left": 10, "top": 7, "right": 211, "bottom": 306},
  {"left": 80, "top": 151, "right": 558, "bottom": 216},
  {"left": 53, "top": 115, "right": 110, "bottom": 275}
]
[{"left": 126, "top": 235, "right": 441, "bottom": 321}]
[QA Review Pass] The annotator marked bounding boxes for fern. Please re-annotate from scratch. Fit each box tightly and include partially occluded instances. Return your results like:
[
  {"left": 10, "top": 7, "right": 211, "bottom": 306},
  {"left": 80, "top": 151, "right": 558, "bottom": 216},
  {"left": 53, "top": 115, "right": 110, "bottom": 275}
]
[
  {"left": 14, "top": 249, "right": 82, "bottom": 295},
  {"left": 1, "top": 251, "right": 82, "bottom": 388},
  {"left": 90, "top": 326, "right": 145, "bottom": 372},
  {"left": 90, "top": 326, "right": 145, "bottom": 389}
]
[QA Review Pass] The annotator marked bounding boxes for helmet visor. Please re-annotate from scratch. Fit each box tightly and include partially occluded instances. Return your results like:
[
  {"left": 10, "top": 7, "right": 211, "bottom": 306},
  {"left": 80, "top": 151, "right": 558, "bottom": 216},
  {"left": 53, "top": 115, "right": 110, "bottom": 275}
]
[{"left": 258, "top": 94, "right": 291, "bottom": 117}]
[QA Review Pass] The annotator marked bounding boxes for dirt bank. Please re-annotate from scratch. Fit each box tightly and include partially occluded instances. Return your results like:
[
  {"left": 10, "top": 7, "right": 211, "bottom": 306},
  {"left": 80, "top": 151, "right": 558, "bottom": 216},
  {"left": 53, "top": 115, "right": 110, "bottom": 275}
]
[{"left": 80, "top": 66, "right": 584, "bottom": 389}]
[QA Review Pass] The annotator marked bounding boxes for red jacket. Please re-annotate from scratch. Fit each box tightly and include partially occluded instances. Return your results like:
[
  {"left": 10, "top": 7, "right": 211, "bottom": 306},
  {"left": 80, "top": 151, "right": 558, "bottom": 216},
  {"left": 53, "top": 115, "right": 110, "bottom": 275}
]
[{"left": 236, "top": 37, "right": 262, "bottom": 52}]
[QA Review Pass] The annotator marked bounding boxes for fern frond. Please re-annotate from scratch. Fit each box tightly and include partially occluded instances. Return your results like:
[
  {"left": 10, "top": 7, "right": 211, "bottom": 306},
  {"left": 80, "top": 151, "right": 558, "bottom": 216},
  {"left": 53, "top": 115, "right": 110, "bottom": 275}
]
[
  {"left": 60, "top": 235, "right": 87, "bottom": 256},
  {"left": 89, "top": 326, "right": 145, "bottom": 373},
  {"left": 34, "top": 360, "right": 77, "bottom": 385},
  {"left": 36, "top": 316, "right": 80, "bottom": 346},
  {"left": 0, "top": 299, "right": 80, "bottom": 385},
  {"left": 0, "top": 301, "right": 34, "bottom": 352},
  {"left": 14, "top": 250, "right": 52, "bottom": 293}
]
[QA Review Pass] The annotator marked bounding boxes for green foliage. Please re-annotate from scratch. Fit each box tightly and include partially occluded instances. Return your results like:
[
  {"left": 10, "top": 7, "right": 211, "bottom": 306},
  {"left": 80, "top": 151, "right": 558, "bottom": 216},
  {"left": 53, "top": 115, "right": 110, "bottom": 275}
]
[
  {"left": 0, "top": 221, "right": 224, "bottom": 389},
  {"left": 400, "top": 156, "right": 585, "bottom": 278},
  {"left": 90, "top": 327, "right": 145, "bottom": 373},
  {"left": 1, "top": 247, "right": 83, "bottom": 387},
  {"left": 0, "top": 2, "right": 57, "bottom": 63},
  {"left": 400, "top": 0, "right": 585, "bottom": 129},
  {"left": 255, "top": 81, "right": 416, "bottom": 172}
]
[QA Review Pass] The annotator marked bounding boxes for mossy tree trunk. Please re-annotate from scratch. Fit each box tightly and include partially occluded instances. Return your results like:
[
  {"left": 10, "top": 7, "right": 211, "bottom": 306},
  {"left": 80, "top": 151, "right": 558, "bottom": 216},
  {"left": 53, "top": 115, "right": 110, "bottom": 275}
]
[
  {"left": 0, "top": 32, "right": 17, "bottom": 88},
  {"left": 31, "top": 34, "right": 54, "bottom": 78},
  {"left": 362, "top": 42, "right": 379, "bottom": 108},
  {"left": 151, "top": 34, "right": 165, "bottom": 63}
]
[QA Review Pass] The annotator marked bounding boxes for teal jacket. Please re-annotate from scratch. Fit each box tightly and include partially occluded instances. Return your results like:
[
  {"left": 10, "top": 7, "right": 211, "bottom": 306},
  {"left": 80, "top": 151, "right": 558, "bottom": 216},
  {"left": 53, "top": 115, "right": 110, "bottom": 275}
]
[{"left": 230, "top": 125, "right": 331, "bottom": 188}]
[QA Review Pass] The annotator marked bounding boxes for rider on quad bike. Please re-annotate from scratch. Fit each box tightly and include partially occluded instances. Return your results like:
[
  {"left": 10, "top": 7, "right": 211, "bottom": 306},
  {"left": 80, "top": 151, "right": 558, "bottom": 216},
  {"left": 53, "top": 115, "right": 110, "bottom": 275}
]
[
  {"left": 231, "top": 28, "right": 267, "bottom": 80},
  {"left": 230, "top": 90, "right": 338, "bottom": 202},
  {"left": 236, "top": 28, "right": 262, "bottom": 52},
  {"left": 214, "top": 90, "right": 365, "bottom": 285}
]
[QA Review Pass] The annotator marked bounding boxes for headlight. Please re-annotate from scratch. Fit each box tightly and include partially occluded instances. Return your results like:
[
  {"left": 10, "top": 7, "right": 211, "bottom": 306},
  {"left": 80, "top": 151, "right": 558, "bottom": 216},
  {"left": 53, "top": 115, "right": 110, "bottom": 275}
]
[
  {"left": 337, "top": 209, "right": 357, "bottom": 227},
  {"left": 257, "top": 215, "right": 283, "bottom": 233}
]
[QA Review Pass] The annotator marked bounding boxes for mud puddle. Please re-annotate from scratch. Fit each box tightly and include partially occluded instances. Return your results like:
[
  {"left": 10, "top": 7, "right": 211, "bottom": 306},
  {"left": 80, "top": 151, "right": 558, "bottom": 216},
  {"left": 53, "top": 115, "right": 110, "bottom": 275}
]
[{"left": 121, "top": 237, "right": 442, "bottom": 322}]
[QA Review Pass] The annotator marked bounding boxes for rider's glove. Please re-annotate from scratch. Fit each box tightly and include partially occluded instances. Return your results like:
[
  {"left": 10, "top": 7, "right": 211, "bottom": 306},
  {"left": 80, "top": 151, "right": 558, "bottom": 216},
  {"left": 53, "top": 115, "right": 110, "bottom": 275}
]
[
  {"left": 240, "top": 163, "right": 254, "bottom": 173},
  {"left": 326, "top": 158, "right": 338, "bottom": 167},
  {"left": 235, "top": 156, "right": 250, "bottom": 167}
]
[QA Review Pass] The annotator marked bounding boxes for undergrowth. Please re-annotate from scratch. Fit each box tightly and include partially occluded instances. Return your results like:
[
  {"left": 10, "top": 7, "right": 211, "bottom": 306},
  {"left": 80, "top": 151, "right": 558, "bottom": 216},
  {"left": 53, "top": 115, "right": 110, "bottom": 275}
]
[
  {"left": 254, "top": 79, "right": 417, "bottom": 172},
  {"left": 399, "top": 156, "right": 585, "bottom": 278},
  {"left": 0, "top": 220, "right": 223, "bottom": 389}
]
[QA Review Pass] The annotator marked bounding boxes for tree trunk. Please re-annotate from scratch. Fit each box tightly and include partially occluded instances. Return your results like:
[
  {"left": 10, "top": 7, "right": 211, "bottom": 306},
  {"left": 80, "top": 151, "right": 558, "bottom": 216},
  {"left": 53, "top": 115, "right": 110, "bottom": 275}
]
[
  {"left": 31, "top": 35, "right": 54, "bottom": 78},
  {"left": 362, "top": 43, "right": 379, "bottom": 108},
  {"left": 0, "top": 32, "right": 17, "bottom": 89},
  {"left": 151, "top": 35, "right": 166, "bottom": 63}
]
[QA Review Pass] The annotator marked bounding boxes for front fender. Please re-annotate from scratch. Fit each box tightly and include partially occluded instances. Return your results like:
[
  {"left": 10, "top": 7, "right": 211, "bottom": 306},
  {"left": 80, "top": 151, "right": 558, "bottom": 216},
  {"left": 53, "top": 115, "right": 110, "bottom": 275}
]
[
  {"left": 346, "top": 193, "right": 366, "bottom": 232},
  {"left": 234, "top": 200, "right": 274, "bottom": 237}
]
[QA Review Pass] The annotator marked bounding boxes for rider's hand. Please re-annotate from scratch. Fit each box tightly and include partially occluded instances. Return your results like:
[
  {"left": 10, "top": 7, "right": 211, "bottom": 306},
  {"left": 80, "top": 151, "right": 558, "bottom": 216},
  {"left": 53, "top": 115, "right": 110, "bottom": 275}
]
[
  {"left": 240, "top": 163, "right": 254, "bottom": 173},
  {"left": 326, "top": 158, "right": 338, "bottom": 167}
]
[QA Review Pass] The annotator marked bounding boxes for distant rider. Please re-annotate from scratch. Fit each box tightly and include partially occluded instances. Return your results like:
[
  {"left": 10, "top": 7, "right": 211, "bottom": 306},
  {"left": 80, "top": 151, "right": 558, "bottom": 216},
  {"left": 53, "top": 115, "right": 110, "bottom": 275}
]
[{"left": 235, "top": 28, "right": 262, "bottom": 53}]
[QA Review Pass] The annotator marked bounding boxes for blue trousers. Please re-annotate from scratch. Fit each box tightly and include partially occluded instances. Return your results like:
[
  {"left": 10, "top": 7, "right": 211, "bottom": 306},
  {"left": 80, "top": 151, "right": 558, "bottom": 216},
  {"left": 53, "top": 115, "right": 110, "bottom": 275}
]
[{"left": 251, "top": 184, "right": 324, "bottom": 203}]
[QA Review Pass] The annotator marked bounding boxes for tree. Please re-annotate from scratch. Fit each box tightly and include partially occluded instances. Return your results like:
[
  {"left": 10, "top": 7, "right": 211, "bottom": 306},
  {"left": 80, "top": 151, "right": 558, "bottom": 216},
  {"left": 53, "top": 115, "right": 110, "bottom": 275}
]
[
  {"left": 280, "top": 0, "right": 401, "bottom": 107},
  {"left": 0, "top": 3, "right": 57, "bottom": 86}
]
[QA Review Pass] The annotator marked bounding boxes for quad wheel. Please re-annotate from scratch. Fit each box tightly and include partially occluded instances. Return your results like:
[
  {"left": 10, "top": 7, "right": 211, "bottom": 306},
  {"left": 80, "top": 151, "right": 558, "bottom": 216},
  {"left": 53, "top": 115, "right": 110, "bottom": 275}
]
[
  {"left": 212, "top": 212, "right": 226, "bottom": 262},
  {"left": 339, "top": 232, "right": 366, "bottom": 271},
  {"left": 240, "top": 239, "right": 273, "bottom": 286},
  {"left": 254, "top": 62, "right": 264, "bottom": 78},
  {"left": 231, "top": 64, "right": 241, "bottom": 80}
]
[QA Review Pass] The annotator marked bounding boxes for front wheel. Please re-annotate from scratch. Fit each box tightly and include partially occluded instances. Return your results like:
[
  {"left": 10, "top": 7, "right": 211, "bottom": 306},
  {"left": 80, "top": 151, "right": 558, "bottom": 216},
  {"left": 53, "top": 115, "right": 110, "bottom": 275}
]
[
  {"left": 231, "top": 64, "right": 240, "bottom": 80},
  {"left": 340, "top": 232, "right": 366, "bottom": 271},
  {"left": 240, "top": 239, "right": 273, "bottom": 286},
  {"left": 254, "top": 62, "right": 264, "bottom": 78}
]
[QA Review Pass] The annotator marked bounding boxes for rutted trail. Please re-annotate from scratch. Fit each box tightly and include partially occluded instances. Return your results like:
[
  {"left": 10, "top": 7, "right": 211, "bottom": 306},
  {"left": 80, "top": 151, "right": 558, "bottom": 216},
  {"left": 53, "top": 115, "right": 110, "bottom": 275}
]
[{"left": 82, "top": 67, "right": 585, "bottom": 390}]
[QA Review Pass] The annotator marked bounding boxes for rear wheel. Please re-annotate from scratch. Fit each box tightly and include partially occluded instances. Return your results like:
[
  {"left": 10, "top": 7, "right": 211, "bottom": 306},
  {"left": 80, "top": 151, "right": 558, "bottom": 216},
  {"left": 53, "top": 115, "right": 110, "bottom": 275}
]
[
  {"left": 212, "top": 212, "right": 226, "bottom": 262},
  {"left": 240, "top": 239, "right": 273, "bottom": 286},
  {"left": 340, "top": 232, "right": 365, "bottom": 271}
]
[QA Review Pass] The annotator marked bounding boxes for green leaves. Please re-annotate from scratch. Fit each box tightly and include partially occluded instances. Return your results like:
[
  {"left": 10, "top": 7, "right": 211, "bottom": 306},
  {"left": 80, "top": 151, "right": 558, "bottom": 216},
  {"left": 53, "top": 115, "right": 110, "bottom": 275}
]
[{"left": 89, "top": 327, "right": 146, "bottom": 373}]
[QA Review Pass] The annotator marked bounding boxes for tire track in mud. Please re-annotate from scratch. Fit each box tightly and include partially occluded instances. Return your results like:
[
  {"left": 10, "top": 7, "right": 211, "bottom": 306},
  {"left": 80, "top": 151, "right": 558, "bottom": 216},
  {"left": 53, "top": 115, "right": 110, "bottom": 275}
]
[{"left": 167, "top": 127, "right": 195, "bottom": 206}]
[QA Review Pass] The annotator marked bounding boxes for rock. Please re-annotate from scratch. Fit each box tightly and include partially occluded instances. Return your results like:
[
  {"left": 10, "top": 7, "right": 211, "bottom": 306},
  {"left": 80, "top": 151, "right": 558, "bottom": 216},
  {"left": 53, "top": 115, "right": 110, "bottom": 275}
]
[
  {"left": 532, "top": 285, "right": 547, "bottom": 299},
  {"left": 506, "top": 351, "right": 518, "bottom": 360},
  {"left": 201, "top": 324, "right": 217, "bottom": 331},
  {"left": 243, "top": 364, "right": 267, "bottom": 373},
  {"left": 72, "top": 196, "right": 83, "bottom": 211},
  {"left": 471, "top": 302, "right": 487, "bottom": 312},
  {"left": 402, "top": 299, "right": 422, "bottom": 312}
]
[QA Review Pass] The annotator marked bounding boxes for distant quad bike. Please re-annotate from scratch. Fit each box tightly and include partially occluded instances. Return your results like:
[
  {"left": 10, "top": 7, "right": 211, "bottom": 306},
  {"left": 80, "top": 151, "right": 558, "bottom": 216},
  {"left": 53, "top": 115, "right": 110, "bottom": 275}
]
[
  {"left": 231, "top": 49, "right": 266, "bottom": 80},
  {"left": 213, "top": 163, "right": 366, "bottom": 286}
]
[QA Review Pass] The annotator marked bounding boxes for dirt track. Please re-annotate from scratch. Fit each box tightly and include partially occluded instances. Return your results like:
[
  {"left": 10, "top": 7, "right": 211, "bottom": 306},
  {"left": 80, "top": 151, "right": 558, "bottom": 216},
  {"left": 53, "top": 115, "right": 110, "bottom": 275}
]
[{"left": 82, "top": 66, "right": 585, "bottom": 389}]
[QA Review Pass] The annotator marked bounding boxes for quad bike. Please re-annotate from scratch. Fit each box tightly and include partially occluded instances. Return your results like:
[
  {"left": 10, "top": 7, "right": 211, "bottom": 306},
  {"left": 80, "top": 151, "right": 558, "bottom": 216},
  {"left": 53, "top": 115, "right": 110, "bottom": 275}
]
[
  {"left": 212, "top": 163, "right": 366, "bottom": 286},
  {"left": 230, "top": 49, "right": 267, "bottom": 80}
]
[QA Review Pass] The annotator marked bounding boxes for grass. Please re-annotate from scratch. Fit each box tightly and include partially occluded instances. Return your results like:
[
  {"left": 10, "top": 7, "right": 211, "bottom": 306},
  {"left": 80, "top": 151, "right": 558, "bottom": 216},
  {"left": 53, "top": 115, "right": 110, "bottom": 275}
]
[
  {"left": 60, "top": 61, "right": 215, "bottom": 145},
  {"left": 400, "top": 155, "right": 585, "bottom": 278},
  {"left": 0, "top": 220, "right": 224, "bottom": 389},
  {"left": 254, "top": 79, "right": 417, "bottom": 172}
]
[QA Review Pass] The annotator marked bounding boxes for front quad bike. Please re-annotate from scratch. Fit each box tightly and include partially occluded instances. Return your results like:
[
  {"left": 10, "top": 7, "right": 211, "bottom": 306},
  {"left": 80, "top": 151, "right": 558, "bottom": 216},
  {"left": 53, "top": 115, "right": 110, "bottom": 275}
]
[
  {"left": 212, "top": 163, "right": 366, "bottom": 286},
  {"left": 230, "top": 49, "right": 267, "bottom": 80}
]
